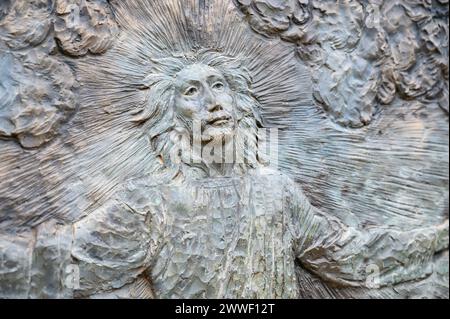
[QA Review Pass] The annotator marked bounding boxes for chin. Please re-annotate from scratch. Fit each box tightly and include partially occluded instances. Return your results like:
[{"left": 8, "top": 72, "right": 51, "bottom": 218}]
[{"left": 202, "top": 126, "right": 235, "bottom": 143}]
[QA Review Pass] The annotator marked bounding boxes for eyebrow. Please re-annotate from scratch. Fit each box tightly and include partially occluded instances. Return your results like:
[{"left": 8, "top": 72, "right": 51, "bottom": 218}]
[
  {"left": 206, "top": 74, "right": 224, "bottom": 81},
  {"left": 176, "top": 73, "right": 226, "bottom": 89},
  {"left": 178, "top": 79, "right": 201, "bottom": 88}
]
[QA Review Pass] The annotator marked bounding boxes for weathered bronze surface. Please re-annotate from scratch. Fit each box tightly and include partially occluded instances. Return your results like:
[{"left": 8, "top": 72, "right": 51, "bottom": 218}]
[{"left": 0, "top": 0, "right": 448, "bottom": 299}]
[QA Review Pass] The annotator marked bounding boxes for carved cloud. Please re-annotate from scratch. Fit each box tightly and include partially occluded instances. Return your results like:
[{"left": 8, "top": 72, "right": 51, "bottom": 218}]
[
  {"left": 0, "top": 0, "right": 119, "bottom": 149},
  {"left": 236, "top": 0, "right": 449, "bottom": 127},
  {"left": 0, "top": 51, "right": 76, "bottom": 148},
  {"left": 0, "top": 0, "right": 53, "bottom": 50},
  {"left": 54, "top": 0, "right": 119, "bottom": 56}
]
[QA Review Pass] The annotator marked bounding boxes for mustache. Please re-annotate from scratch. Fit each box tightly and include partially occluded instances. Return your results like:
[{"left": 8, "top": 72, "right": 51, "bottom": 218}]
[
  {"left": 206, "top": 111, "right": 233, "bottom": 126},
  {"left": 176, "top": 111, "right": 234, "bottom": 129}
]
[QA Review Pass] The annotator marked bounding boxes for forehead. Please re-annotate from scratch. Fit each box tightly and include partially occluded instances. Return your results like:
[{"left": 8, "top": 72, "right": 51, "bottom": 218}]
[{"left": 175, "top": 64, "right": 224, "bottom": 85}]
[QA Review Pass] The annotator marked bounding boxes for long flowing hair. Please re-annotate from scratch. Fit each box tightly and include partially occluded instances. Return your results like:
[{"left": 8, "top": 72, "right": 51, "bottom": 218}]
[{"left": 132, "top": 49, "right": 266, "bottom": 182}]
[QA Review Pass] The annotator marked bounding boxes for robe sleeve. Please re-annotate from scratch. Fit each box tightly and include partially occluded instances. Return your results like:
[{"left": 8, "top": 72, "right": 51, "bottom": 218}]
[
  {"left": 71, "top": 180, "right": 165, "bottom": 297},
  {"left": 288, "top": 179, "right": 449, "bottom": 288}
]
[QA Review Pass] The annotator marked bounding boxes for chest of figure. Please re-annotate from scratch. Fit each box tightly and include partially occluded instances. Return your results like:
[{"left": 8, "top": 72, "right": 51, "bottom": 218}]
[{"left": 150, "top": 177, "right": 299, "bottom": 299}]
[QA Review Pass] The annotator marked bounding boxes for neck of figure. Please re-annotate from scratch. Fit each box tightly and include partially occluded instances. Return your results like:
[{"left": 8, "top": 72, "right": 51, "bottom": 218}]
[
  {"left": 204, "top": 162, "right": 235, "bottom": 177},
  {"left": 160, "top": 124, "right": 259, "bottom": 182},
  {"left": 193, "top": 137, "right": 237, "bottom": 178}
]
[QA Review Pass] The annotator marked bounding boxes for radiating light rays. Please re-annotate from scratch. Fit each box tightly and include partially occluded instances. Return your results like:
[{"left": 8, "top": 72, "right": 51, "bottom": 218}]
[
  {"left": 68, "top": 0, "right": 311, "bottom": 217},
  {"left": 2, "top": 0, "right": 445, "bottom": 234}
]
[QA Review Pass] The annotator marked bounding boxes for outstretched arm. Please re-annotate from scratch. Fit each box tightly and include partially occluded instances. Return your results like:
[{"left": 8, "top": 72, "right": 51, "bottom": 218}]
[
  {"left": 288, "top": 181, "right": 449, "bottom": 288},
  {"left": 71, "top": 181, "right": 165, "bottom": 298}
]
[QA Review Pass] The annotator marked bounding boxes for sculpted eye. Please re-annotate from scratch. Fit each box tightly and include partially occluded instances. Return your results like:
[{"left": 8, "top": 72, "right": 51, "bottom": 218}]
[
  {"left": 184, "top": 87, "right": 198, "bottom": 96},
  {"left": 212, "top": 82, "right": 224, "bottom": 91}
]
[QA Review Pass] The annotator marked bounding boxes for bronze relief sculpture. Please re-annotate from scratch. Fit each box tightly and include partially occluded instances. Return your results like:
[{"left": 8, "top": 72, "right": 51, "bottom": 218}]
[{"left": 0, "top": 0, "right": 448, "bottom": 299}]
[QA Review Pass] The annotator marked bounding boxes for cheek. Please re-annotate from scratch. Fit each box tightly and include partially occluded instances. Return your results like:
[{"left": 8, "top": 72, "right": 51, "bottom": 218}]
[
  {"left": 216, "top": 93, "right": 234, "bottom": 110},
  {"left": 175, "top": 97, "right": 200, "bottom": 119}
]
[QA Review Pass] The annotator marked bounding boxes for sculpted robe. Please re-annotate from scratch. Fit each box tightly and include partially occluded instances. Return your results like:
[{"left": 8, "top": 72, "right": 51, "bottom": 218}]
[{"left": 71, "top": 168, "right": 448, "bottom": 298}]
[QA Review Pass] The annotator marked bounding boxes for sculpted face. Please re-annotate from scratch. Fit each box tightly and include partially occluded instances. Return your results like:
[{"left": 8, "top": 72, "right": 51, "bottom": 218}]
[{"left": 174, "top": 64, "right": 236, "bottom": 142}]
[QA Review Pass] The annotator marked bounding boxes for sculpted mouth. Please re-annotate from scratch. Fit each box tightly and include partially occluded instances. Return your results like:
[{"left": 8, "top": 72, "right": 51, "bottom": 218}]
[{"left": 207, "top": 115, "right": 232, "bottom": 127}]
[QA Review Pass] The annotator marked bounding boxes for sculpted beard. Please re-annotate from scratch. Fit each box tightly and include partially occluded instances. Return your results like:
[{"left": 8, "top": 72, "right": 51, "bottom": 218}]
[{"left": 155, "top": 92, "right": 262, "bottom": 177}]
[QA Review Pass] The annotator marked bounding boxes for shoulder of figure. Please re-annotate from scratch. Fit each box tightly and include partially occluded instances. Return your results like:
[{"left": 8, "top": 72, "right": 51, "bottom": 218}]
[
  {"left": 112, "top": 175, "right": 166, "bottom": 206},
  {"left": 253, "top": 166, "right": 285, "bottom": 179},
  {"left": 251, "top": 166, "right": 301, "bottom": 191},
  {"left": 71, "top": 177, "right": 155, "bottom": 295}
]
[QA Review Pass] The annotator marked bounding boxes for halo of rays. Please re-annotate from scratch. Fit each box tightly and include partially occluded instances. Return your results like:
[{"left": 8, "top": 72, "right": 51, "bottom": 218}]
[{"left": 66, "top": 0, "right": 312, "bottom": 220}]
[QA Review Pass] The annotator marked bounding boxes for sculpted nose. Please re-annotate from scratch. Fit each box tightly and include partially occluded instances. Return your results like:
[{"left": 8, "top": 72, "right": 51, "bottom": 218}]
[
  {"left": 203, "top": 87, "right": 223, "bottom": 112},
  {"left": 208, "top": 103, "right": 223, "bottom": 113}
]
